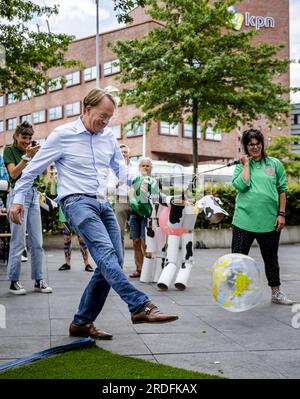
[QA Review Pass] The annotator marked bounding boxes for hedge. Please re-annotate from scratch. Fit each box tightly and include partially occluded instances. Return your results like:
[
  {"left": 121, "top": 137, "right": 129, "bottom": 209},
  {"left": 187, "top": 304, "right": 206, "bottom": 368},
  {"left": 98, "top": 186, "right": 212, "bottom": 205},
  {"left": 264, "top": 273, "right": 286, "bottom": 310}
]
[{"left": 1, "top": 182, "right": 300, "bottom": 234}]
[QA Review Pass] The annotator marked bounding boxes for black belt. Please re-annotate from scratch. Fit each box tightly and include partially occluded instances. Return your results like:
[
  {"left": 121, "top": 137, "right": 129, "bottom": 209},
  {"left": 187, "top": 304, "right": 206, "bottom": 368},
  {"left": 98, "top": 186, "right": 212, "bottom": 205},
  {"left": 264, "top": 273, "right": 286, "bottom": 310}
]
[{"left": 61, "top": 193, "right": 103, "bottom": 205}]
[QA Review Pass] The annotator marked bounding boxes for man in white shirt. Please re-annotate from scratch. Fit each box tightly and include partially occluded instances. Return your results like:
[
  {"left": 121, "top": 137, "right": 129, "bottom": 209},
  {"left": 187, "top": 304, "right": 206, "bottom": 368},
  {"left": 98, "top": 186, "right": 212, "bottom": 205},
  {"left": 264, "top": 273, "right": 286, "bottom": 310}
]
[{"left": 9, "top": 88, "right": 178, "bottom": 340}]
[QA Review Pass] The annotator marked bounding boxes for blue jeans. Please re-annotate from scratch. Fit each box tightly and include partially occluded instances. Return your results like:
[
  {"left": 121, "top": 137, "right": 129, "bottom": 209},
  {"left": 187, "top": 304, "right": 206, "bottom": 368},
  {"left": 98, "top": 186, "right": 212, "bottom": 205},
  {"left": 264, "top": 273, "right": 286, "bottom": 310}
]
[
  {"left": 7, "top": 187, "right": 44, "bottom": 281},
  {"left": 62, "top": 195, "right": 150, "bottom": 325},
  {"left": 129, "top": 213, "right": 147, "bottom": 240}
]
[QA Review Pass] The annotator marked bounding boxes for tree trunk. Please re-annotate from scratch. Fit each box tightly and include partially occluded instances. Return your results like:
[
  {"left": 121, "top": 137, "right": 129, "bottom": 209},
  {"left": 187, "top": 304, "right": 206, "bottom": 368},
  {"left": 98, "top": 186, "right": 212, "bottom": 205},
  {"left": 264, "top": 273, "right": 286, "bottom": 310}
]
[{"left": 192, "top": 99, "right": 199, "bottom": 176}]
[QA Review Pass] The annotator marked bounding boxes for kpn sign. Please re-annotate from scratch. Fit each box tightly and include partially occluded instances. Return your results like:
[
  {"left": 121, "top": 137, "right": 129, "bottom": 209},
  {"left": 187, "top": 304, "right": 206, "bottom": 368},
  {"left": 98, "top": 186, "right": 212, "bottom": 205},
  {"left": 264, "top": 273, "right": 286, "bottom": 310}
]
[{"left": 228, "top": 6, "right": 275, "bottom": 31}]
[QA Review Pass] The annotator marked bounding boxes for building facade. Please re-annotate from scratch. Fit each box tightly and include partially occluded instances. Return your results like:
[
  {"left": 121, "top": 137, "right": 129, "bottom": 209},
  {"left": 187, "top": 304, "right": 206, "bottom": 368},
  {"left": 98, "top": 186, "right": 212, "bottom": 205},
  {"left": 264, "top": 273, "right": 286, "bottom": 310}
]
[
  {"left": 0, "top": 0, "right": 290, "bottom": 164},
  {"left": 291, "top": 103, "right": 300, "bottom": 153}
]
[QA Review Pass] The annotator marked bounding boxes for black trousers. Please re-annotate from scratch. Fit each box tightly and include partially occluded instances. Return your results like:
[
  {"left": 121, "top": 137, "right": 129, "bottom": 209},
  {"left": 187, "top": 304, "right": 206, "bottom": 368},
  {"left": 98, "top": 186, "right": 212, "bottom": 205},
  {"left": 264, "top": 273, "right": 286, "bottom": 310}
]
[{"left": 231, "top": 225, "right": 281, "bottom": 287}]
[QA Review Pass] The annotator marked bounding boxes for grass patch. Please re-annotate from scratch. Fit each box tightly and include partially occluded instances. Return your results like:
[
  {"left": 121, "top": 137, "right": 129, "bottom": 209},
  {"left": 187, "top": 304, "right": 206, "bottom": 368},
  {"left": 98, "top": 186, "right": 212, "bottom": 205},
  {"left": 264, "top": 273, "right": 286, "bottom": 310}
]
[{"left": 0, "top": 345, "right": 222, "bottom": 379}]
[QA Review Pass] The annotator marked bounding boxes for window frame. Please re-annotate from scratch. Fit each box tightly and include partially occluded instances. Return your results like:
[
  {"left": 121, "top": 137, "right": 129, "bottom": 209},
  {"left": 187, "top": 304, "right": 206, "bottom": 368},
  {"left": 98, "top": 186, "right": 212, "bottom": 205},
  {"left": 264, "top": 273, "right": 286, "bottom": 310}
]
[
  {"left": 84, "top": 65, "right": 97, "bottom": 82},
  {"left": 48, "top": 105, "right": 63, "bottom": 121},
  {"left": 183, "top": 123, "right": 201, "bottom": 139},
  {"left": 49, "top": 77, "right": 63, "bottom": 92},
  {"left": 20, "top": 114, "right": 32, "bottom": 124},
  {"left": 6, "top": 117, "right": 17, "bottom": 131},
  {"left": 125, "top": 122, "right": 145, "bottom": 138},
  {"left": 21, "top": 89, "right": 32, "bottom": 101},
  {"left": 103, "top": 59, "right": 120, "bottom": 76},
  {"left": 65, "top": 71, "right": 81, "bottom": 87},
  {"left": 32, "top": 110, "right": 46, "bottom": 124},
  {"left": 204, "top": 124, "right": 222, "bottom": 141},
  {"left": 65, "top": 101, "right": 81, "bottom": 117},
  {"left": 7, "top": 93, "right": 17, "bottom": 105},
  {"left": 159, "top": 121, "right": 179, "bottom": 136},
  {"left": 110, "top": 124, "right": 122, "bottom": 140}
]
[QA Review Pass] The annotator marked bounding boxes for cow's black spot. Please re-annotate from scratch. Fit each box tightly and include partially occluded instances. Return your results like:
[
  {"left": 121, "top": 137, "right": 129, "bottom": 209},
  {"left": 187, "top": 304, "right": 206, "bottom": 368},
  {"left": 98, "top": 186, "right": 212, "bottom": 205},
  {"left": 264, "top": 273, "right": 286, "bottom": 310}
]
[{"left": 185, "top": 241, "right": 193, "bottom": 260}]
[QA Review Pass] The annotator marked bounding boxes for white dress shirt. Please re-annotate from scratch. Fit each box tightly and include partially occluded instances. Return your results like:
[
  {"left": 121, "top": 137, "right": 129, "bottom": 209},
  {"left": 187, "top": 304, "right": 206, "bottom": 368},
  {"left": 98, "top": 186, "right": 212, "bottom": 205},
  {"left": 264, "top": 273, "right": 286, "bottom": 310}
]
[{"left": 13, "top": 117, "right": 129, "bottom": 205}]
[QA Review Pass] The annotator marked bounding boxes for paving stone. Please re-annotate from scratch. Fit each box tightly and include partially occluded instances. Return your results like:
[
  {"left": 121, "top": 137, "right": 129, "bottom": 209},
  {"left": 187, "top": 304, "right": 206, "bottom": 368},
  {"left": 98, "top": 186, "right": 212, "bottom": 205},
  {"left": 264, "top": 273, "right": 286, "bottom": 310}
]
[
  {"left": 1, "top": 245, "right": 300, "bottom": 379},
  {"left": 154, "top": 352, "right": 286, "bottom": 379}
]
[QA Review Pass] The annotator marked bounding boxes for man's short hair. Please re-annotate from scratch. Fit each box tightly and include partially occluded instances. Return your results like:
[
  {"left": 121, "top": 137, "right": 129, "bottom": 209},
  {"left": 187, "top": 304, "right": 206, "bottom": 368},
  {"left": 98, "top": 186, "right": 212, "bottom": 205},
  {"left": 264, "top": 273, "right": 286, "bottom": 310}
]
[{"left": 83, "top": 88, "right": 116, "bottom": 112}]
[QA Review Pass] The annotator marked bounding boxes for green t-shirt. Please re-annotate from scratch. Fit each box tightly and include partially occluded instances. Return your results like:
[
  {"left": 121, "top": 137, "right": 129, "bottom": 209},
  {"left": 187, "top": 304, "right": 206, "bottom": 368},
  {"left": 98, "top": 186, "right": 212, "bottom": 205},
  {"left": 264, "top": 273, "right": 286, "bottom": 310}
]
[
  {"left": 58, "top": 206, "right": 67, "bottom": 223},
  {"left": 3, "top": 145, "right": 39, "bottom": 188},
  {"left": 232, "top": 157, "right": 287, "bottom": 233},
  {"left": 129, "top": 175, "right": 159, "bottom": 218}
]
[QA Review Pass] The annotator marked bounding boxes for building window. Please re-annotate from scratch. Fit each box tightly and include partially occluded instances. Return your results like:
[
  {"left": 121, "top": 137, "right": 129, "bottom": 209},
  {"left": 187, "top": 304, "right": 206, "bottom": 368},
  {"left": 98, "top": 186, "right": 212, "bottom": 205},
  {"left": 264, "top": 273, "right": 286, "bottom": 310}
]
[
  {"left": 183, "top": 123, "right": 201, "bottom": 138},
  {"left": 0, "top": 120, "right": 4, "bottom": 132},
  {"left": 33, "top": 85, "right": 46, "bottom": 96},
  {"left": 48, "top": 106, "right": 63, "bottom": 121},
  {"left": 21, "top": 89, "right": 32, "bottom": 101},
  {"left": 160, "top": 122, "right": 179, "bottom": 136},
  {"left": 7, "top": 93, "right": 17, "bottom": 104},
  {"left": 294, "top": 114, "right": 300, "bottom": 125},
  {"left": 32, "top": 110, "right": 46, "bottom": 124},
  {"left": 65, "top": 101, "right": 81, "bottom": 117},
  {"left": 111, "top": 124, "right": 121, "bottom": 139},
  {"left": 7, "top": 117, "right": 17, "bottom": 131},
  {"left": 49, "top": 77, "right": 63, "bottom": 92},
  {"left": 205, "top": 124, "right": 222, "bottom": 141},
  {"left": 125, "top": 122, "right": 145, "bottom": 137},
  {"left": 0, "top": 96, "right": 4, "bottom": 107},
  {"left": 65, "top": 71, "right": 80, "bottom": 87},
  {"left": 20, "top": 114, "right": 32, "bottom": 123},
  {"left": 104, "top": 59, "right": 120, "bottom": 76},
  {"left": 84, "top": 66, "right": 97, "bottom": 81}
]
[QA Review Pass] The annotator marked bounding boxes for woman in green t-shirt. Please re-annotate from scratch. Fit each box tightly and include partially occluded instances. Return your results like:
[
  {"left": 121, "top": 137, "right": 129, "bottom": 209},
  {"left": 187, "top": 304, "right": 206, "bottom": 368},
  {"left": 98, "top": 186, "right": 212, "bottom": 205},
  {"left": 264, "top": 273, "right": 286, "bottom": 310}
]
[
  {"left": 232, "top": 128, "right": 294, "bottom": 305},
  {"left": 3, "top": 121, "right": 52, "bottom": 295}
]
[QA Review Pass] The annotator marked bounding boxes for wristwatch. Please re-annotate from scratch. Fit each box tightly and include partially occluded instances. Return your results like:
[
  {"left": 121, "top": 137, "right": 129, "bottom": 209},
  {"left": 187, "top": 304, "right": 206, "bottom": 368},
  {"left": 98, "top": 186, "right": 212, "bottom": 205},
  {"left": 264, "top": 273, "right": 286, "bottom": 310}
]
[{"left": 21, "top": 154, "right": 32, "bottom": 162}]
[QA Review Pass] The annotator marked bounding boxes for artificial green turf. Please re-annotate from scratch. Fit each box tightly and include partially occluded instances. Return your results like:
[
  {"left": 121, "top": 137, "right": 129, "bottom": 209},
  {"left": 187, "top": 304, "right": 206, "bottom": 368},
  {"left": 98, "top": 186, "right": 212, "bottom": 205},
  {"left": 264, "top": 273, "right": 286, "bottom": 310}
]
[{"left": 0, "top": 345, "right": 222, "bottom": 379}]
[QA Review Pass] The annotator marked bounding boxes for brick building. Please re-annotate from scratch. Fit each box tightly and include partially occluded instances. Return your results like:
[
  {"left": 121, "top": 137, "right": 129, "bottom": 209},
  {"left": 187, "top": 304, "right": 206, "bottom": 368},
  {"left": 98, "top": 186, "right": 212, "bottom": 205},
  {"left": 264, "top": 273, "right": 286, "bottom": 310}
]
[{"left": 0, "top": 0, "right": 290, "bottom": 165}]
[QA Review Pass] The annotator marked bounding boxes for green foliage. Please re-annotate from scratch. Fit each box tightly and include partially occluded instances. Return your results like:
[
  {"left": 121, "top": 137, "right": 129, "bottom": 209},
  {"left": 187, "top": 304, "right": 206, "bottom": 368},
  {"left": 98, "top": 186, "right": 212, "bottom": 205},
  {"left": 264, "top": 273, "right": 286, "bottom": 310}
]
[
  {"left": 112, "top": 0, "right": 290, "bottom": 129},
  {"left": 194, "top": 182, "right": 300, "bottom": 229},
  {"left": 267, "top": 135, "right": 300, "bottom": 179},
  {"left": 0, "top": 0, "right": 81, "bottom": 97},
  {"left": 286, "top": 182, "right": 300, "bottom": 225},
  {"left": 113, "top": 0, "right": 147, "bottom": 23},
  {"left": 111, "top": 0, "right": 291, "bottom": 172}
]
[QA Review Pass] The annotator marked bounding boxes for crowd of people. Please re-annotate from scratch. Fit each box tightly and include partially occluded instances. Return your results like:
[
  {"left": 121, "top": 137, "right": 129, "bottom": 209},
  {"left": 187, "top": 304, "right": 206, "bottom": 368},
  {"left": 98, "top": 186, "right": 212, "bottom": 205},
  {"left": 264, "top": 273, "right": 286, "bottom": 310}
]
[{"left": 0, "top": 87, "right": 295, "bottom": 341}]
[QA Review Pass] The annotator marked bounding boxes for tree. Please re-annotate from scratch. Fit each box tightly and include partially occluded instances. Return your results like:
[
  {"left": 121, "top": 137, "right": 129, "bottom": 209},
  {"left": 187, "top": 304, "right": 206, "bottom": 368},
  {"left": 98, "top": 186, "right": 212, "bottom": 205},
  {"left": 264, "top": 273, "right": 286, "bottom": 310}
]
[
  {"left": 0, "top": 0, "right": 80, "bottom": 97},
  {"left": 267, "top": 135, "right": 300, "bottom": 179},
  {"left": 111, "top": 0, "right": 291, "bottom": 174},
  {"left": 113, "top": 0, "right": 147, "bottom": 23}
]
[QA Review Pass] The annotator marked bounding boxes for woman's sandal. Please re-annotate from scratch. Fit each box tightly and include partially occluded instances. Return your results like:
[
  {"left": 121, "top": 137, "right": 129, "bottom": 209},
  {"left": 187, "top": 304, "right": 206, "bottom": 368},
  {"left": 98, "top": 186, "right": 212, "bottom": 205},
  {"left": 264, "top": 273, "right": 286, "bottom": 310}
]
[{"left": 129, "top": 270, "right": 141, "bottom": 278}]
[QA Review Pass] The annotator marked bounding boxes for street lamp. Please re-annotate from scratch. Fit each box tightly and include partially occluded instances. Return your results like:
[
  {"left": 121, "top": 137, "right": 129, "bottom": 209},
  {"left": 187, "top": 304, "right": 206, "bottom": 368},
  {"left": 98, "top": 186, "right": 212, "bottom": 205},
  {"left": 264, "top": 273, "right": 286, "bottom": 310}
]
[{"left": 96, "top": 0, "right": 100, "bottom": 88}]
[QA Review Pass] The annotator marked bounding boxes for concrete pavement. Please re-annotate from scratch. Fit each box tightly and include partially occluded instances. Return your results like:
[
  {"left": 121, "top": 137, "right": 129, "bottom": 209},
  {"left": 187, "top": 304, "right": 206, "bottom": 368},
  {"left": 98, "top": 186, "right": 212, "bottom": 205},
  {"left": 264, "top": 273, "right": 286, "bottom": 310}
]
[{"left": 0, "top": 243, "right": 300, "bottom": 379}]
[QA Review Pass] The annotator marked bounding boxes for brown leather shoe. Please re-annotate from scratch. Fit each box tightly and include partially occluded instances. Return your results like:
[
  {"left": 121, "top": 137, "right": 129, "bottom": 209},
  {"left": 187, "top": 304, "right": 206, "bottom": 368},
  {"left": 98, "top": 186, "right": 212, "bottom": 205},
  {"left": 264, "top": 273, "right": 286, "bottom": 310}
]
[
  {"left": 131, "top": 303, "right": 179, "bottom": 324},
  {"left": 69, "top": 322, "right": 113, "bottom": 340}
]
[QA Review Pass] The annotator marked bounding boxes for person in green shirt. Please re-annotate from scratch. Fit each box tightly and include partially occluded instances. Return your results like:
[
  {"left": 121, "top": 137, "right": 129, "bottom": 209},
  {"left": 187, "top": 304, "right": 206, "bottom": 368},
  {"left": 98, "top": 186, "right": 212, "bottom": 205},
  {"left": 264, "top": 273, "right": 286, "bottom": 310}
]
[
  {"left": 232, "top": 128, "right": 294, "bottom": 305},
  {"left": 3, "top": 121, "right": 52, "bottom": 295},
  {"left": 128, "top": 157, "right": 158, "bottom": 278}
]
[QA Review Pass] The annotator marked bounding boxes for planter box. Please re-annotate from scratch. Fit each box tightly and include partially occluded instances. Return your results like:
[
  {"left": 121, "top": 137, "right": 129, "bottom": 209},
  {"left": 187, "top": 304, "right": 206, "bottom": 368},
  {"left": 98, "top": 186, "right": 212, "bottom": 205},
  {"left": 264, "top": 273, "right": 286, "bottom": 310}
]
[{"left": 43, "top": 226, "right": 300, "bottom": 249}]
